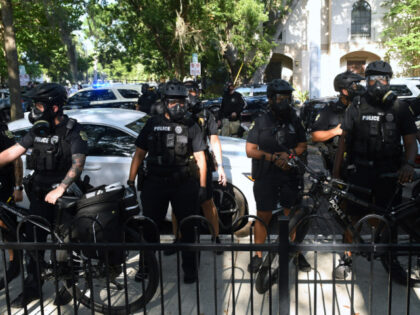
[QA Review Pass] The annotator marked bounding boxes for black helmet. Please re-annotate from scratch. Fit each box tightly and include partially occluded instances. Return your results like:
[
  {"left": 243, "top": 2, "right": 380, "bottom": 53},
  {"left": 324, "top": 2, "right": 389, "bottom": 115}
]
[
  {"left": 334, "top": 71, "right": 364, "bottom": 92},
  {"left": 184, "top": 80, "right": 199, "bottom": 91},
  {"left": 267, "top": 79, "right": 294, "bottom": 98},
  {"left": 365, "top": 61, "right": 393, "bottom": 78},
  {"left": 24, "top": 82, "right": 67, "bottom": 107},
  {"left": 163, "top": 80, "right": 188, "bottom": 98},
  {"left": 141, "top": 83, "right": 149, "bottom": 94}
]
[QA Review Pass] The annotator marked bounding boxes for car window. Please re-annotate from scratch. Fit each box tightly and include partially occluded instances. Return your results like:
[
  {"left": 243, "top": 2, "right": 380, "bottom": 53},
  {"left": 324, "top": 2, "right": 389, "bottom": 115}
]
[
  {"left": 118, "top": 89, "right": 140, "bottom": 99},
  {"left": 390, "top": 85, "right": 413, "bottom": 96},
  {"left": 69, "top": 91, "right": 92, "bottom": 103},
  {"left": 82, "top": 124, "right": 135, "bottom": 157},
  {"left": 91, "top": 89, "right": 117, "bottom": 101},
  {"left": 125, "top": 116, "right": 150, "bottom": 134}
]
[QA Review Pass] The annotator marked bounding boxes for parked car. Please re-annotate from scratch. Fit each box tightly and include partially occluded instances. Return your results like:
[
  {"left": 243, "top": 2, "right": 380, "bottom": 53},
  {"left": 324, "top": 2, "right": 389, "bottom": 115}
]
[
  {"left": 299, "top": 96, "right": 337, "bottom": 133},
  {"left": 8, "top": 108, "right": 255, "bottom": 227},
  {"left": 65, "top": 84, "right": 143, "bottom": 110},
  {"left": 390, "top": 77, "right": 420, "bottom": 99}
]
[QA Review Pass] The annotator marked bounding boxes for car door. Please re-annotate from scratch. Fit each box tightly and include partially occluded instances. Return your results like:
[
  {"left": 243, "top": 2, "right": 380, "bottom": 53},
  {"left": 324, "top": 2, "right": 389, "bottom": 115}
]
[
  {"left": 81, "top": 124, "right": 136, "bottom": 187},
  {"left": 89, "top": 89, "right": 119, "bottom": 108}
]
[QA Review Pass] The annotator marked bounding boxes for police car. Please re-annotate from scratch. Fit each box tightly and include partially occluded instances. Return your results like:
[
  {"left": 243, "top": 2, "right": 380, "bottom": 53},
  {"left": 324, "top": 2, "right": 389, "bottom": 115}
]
[
  {"left": 8, "top": 108, "right": 255, "bottom": 226},
  {"left": 65, "top": 84, "right": 143, "bottom": 110}
]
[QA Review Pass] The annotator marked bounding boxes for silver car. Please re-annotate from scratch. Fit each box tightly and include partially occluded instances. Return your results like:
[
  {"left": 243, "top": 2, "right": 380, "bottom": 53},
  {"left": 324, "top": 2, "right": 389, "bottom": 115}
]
[{"left": 8, "top": 108, "right": 255, "bottom": 225}]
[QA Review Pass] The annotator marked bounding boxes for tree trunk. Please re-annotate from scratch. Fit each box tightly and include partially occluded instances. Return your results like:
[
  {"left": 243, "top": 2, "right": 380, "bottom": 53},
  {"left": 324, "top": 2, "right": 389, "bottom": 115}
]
[
  {"left": 42, "top": 0, "right": 78, "bottom": 83},
  {"left": 1, "top": 0, "right": 23, "bottom": 121}
]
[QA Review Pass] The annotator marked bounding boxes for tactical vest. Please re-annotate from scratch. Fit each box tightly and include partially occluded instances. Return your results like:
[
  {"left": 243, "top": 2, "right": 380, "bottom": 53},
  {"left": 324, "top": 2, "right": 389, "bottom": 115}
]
[
  {"left": 348, "top": 98, "right": 402, "bottom": 167},
  {"left": 0, "top": 125, "right": 14, "bottom": 176},
  {"left": 146, "top": 121, "right": 190, "bottom": 169},
  {"left": 26, "top": 119, "right": 76, "bottom": 172},
  {"left": 251, "top": 114, "right": 300, "bottom": 179}
]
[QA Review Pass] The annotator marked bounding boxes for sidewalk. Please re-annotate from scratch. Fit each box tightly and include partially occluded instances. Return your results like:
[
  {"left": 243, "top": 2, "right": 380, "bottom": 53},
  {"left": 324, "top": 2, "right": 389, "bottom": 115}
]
[{"left": 1, "top": 235, "right": 419, "bottom": 314}]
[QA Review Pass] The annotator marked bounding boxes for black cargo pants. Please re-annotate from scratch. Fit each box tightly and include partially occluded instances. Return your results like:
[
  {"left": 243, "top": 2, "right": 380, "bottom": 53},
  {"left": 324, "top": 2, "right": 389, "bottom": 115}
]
[{"left": 141, "top": 175, "right": 200, "bottom": 273}]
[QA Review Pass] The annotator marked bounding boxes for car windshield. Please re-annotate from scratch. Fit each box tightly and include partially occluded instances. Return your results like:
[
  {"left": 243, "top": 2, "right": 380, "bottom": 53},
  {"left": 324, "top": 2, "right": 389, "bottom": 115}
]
[{"left": 125, "top": 115, "right": 151, "bottom": 134}]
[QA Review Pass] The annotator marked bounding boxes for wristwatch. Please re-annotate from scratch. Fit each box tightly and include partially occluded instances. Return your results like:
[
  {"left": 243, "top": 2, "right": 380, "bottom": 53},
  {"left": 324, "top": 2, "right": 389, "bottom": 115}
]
[{"left": 14, "top": 185, "right": 23, "bottom": 191}]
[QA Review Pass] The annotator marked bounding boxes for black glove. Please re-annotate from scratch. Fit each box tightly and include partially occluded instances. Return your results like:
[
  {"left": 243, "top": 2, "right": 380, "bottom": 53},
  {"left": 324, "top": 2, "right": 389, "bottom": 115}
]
[{"left": 198, "top": 187, "right": 207, "bottom": 204}]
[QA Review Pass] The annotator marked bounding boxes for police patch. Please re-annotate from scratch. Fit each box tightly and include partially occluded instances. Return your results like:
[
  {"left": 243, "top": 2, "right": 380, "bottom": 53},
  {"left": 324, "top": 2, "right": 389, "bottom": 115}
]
[
  {"left": 385, "top": 113, "right": 394, "bottom": 122},
  {"left": 249, "top": 121, "right": 255, "bottom": 130},
  {"left": 199, "top": 117, "right": 205, "bottom": 126},
  {"left": 174, "top": 126, "right": 183, "bottom": 134},
  {"left": 4, "top": 130, "right": 14, "bottom": 139},
  {"left": 80, "top": 131, "right": 88, "bottom": 141}
]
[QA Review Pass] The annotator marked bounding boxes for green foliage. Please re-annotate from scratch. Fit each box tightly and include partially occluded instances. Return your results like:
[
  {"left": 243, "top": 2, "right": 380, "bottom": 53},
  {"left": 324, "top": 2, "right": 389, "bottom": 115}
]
[
  {"left": 0, "top": 0, "right": 92, "bottom": 84},
  {"left": 294, "top": 89, "right": 309, "bottom": 104},
  {"left": 382, "top": 0, "right": 420, "bottom": 76}
]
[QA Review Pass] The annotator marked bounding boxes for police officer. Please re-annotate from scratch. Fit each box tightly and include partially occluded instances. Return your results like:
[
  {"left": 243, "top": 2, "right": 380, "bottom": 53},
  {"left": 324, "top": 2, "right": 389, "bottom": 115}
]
[
  {"left": 0, "top": 83, "right": 88, "bottom": 307},
  {"left": 220, "top": 82, "right": 245, "bottom": 137},
  {"left": 246, "top": 79, "right": 310, "bottom": 273},
  {"left": 311, "top": 71, "right": 364, "bottom": 172},
  {"left": 333, "top": 61, "right": 417, "bottom": 278},
  {"left": 128, "top": 79, "right": 207, "bottom": 284},
  {"left": 0, "top": 121, "right": 23, "bottom": 291},
  {"left": 136, "top": 83, "right": 157, "bottom": 114}
]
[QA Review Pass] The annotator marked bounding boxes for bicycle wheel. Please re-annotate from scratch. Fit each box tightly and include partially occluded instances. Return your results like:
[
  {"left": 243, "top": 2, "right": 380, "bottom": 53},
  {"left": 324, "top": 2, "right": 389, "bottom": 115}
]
[
  {"left": 65, "top": 228, "right": 159, "bottom": 314},
  {"left": 255, "top": 208, "right": 309, "bottom": 294},
  {"left": 379, "top": 221, "right": 420, "bottom": 287}
]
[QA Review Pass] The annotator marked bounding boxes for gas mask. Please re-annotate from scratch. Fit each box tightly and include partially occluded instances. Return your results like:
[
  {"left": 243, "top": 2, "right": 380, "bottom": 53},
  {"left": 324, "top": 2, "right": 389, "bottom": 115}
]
[
  {"left": 367, "top": 76, "right": 396, "bottom": 106},
  {"left": 270, "top": 95, "right": 291, "bottom": 119},
  {"left": 166, "top": 99, "right": 188, "bottom": 122},
  {"left": 346, "top": 83, "right": 366, "bottom": 102},
  {"left": 28, "top": 103, "right": 55, "bottom": 136},
  {"left": 187, "top": 94, "right": 201, "bottom": 114}
]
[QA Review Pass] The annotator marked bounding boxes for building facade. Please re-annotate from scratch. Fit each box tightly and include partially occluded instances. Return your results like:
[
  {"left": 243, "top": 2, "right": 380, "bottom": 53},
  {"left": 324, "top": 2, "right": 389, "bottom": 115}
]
[{"left": 266, "top": 0, "right": 399, "bottom": 98}]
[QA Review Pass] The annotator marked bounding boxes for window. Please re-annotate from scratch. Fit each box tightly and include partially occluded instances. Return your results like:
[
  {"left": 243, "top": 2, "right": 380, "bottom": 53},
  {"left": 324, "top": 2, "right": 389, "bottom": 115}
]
[
  {"left": 347, "top": 60, "right": 366, "bottom": 75},
  {"left": 69, "top": 91, "right": 92, "bottom": 103},
  {"left": 118, "top": 89, "right": 140, "bottom": 99},
  {"left": 351, "top": 0, "right": 371, "bottom": 38},
  {"left": 81, "top": 124, "right": 136, "bottom": 157},
  {"left": 91, "top": 89, "right": 116, "bottom": 101},
  {"left": 125, "top": 116, "right": 150, "bottom": 134},
  {"left": 389, "top": 85, "right": 413, "bottom": 97}
]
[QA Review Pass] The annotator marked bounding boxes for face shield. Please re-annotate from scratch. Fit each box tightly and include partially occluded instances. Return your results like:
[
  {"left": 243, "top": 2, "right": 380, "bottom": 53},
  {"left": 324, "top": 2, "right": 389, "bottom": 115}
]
[
  {"left": 269, "top": 94, "right": 292, "bottom": 118},
  {"left": 165, "top": 98, "right": 188, "bottom": 122}
]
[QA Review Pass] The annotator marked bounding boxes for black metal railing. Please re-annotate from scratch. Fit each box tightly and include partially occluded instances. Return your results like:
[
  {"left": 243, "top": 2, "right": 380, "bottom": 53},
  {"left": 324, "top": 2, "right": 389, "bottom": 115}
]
[{"left": 1, "top": 215, "right": 420, "bottom": 315}]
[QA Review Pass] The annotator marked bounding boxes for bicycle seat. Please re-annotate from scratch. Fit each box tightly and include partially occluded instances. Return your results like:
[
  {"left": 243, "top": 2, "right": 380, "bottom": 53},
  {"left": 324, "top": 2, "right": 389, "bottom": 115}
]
[{"left": 56, "top": 196, "right": 79, "bottom": 209}]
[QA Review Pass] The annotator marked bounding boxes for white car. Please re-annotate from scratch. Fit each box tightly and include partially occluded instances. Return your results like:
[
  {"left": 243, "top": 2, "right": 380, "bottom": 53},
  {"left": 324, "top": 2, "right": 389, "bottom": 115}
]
[
  {"left": 65, "top": 84, "right": 143, "bottom": 110},
  {"left": 8, "top": 108, "right": 255, "bottom": 226},
  {"left": 390, "top": 78, "right": 420, "bottom": 99}
]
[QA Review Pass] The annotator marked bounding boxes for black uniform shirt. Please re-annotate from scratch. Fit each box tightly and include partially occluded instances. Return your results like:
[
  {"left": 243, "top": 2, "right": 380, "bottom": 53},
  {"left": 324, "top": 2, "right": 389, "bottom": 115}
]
[
  {"left": 220, "top": 91, "right": 245, "bottom": 120},
  {"left": 137, "top": 92, "right": 157, "bottom": 114},
  {"left": 342, "top": 98, "right": 417, "bottom": 136},
  {"left": 247, "top": 111, "right": 306, "bottom": 177},
  {"left": 135, "top": 114, "right": 206, "bottom": 159},
  {"left": 311, "top": 100, "right": 346, "bottom": 144},
  {"left": 0, "top": 124, "right": 16, "bottom": 181},
  {"left": 196, "top": 108, "right": 218, "bottom": 142},
  {"left": 19, "top": 115, "right": 88, "bottom": 184}
]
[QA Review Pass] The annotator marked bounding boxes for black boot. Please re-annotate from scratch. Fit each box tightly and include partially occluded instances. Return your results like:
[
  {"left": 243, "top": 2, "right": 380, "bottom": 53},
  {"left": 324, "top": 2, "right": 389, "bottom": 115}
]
[{"left": 0, "top": 259, "right": 20, "bottom": 290}]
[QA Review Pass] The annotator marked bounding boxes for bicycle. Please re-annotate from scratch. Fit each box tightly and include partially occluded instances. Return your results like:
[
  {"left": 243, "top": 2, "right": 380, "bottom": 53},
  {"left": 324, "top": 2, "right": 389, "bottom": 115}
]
[
  {"left": 0, "top": 184, "right": 159, "bottom": 314},
  {"left": 255, "top": 153, "right": 420, "bottom": 293}
]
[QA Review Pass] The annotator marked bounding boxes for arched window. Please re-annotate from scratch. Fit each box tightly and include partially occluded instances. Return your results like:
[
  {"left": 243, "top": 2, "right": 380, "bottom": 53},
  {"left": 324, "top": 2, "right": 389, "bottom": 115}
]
[{"left": 351, "top": 0, "right": 371, "bottom": 37}]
